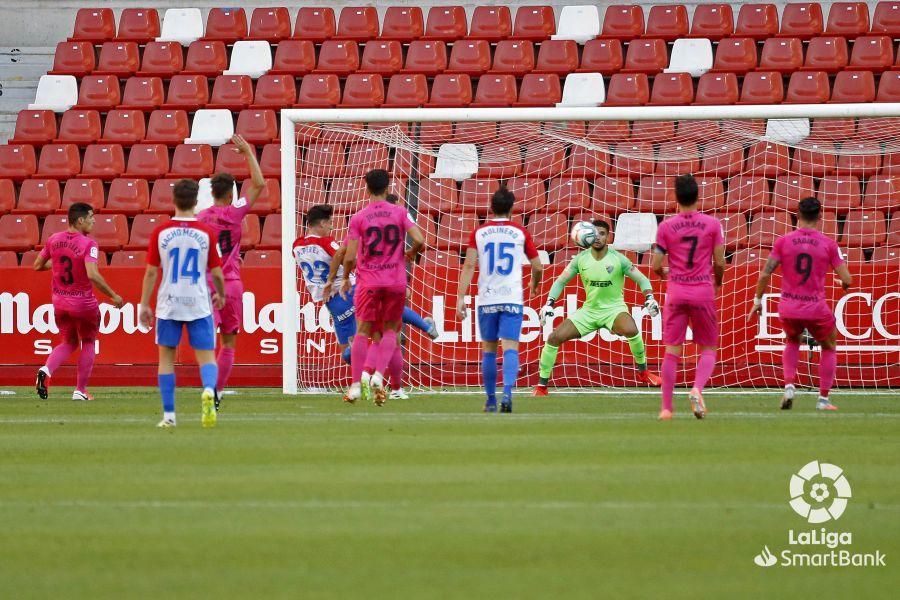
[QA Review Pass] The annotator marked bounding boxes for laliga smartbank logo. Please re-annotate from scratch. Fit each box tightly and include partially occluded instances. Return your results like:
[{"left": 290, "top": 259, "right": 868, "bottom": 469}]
[{"left": 753, "top": 461, "right": 886, "bottom": 568}]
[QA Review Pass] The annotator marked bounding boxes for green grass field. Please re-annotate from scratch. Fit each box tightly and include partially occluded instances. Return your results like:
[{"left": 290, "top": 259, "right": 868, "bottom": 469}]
[{"left": 0, "top": 387, "right": 898, "bottom": 599}]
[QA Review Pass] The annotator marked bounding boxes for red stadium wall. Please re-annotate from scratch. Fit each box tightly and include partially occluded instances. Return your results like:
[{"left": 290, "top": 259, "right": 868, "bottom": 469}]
[{"left": 0, "top": 265, "right": 897, "bottom": 388}]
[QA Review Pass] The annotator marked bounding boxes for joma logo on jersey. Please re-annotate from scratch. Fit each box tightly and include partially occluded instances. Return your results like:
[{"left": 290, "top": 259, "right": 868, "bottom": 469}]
[{"left": 588, "top": 280, "right": 613, "bottom": 288}]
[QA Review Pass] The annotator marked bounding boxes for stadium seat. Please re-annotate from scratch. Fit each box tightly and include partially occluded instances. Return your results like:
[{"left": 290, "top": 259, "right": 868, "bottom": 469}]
[
  {"left": 124, "top": 143, "right": 169, "bottom": 178},
  {"left": 145, "top": 110, "right": 189, "bottom": 145},
  {"left": 516, "top": 73, "right": 561, "bottom": 106},
  {"left": 547, "top": 178, "right": 590, "bottom": 213},
  {"left": 120, "top": 77, "right": 164, "bottom": 111},
  {"left": 97, "top": 109, "right": 145, "bottom": 146},
  {"left": 746, "top": 141, "right": 790, "bottom": 176},
  {"left": 248, "top": 7, "right": 291, "bottom": 42},
  {"left": 403, "top": 40, "right": 448, "bottom": 76},
  {"left": 872, "top": 1, "right": 900, "bottom": 35},
  {"left": 185, "top": 110, "right": 234, "bottom": 146},
  {"left": 553, "top": 5, "right": 601, "bottom": 44},
  {"left": 257, "top": 215, "right": 280, "bottom": 249},
  {"left": 872, "top": 246, "right": 900, "bottom": 262},
  {"left": 863, "top": 176, "right": 900, "bottom": 214},
  {"left": 605, "top": 74, "right": 650, "bottom": 106},
  {"left": 0, "top": 180, "right": 14, "bottom": 213},
  {"left": 818, "top": 176, "right": 862, "bottom": 213},
  {"left": 293, "top": 176, "right": 325, "bottom": 212},
  {"left": 345, "top": 142, "right": 389, "bottom": 177},
  {"left": 14, "top": 179, "right": 60, "bottom": 215},
  {"left": 106, "top": 178, "right": 150, "bottom": 215},
  {"left": 293, "top": 7, "right": 335, "bottom": 42},
  {"left": 424, "top": 6, "right": 468, "bottom": 41},
  {"left": 29, "top": 75, "right": 78, "bottom": 112},
  {"left": 649, "top": 73, "right": 694, "bottom": 105},
  {"left": 472, "top": 75, "right": 518, "bottom": 107},
  {"left": 207, "top": 75, "right": 253, "bottom": 110},
  {"left": 434, "top": 213, "right": 479, "bottom": 250},
  {"left": 108, "top": 250, "right": 147, "bottom": 266},
  {"left": 566, "top": 145, "right": 609, "bottom": 177},
  {"left": 695, "top": 176, "right": 726, "bottom": 211},
  {"left": 826, "top": 2, "right": 871, "bottom": 37},
  {"left": 759, "top": 37, "right": 804, "bottom": 73},
  {"left": 694, "top": 72, "right": 739, "bottom": 104},
  {"left": 39, "top": 215, "right": 69, "bottom": 244},
  {"left": 837, "top": 140, "right": 882, "bottom": 176},
  {"left": 117, "top": 8, "right": 160, "bottom": 43},
  {"left": 623, "top": 39, "right": 667, "bottom": 74},
  {"left": 327, "top": 177, "right": 368, "bottom": 213},
  {"left": 359, "top": 40, "right": 403, "bottom": 75},
  {"left": 95, "top": 42, "right": 140, "bottom": 76},
  {"left": 338, "top": 74, "right": 384, "bottom": 107},
  {"left": 673, "top": 119, "right": 721, "bottom": 142},
  {"left": 243, "top": 179, "right": 280, "bottom": 214},
  {"left": 157, "top": 8, "right": 203, "bottom": 46},
  {"left": 736, "top": 4, "right": 780, "bottom": 39},
  {"left": 843, "top": 209, "right": 887, "bottom": 246},
  {"left": 163, "top": 74, "right": 209, "bottom": 111},
  {"left": 384, "top": 74, "right": 429, "bottom": 107},
  {"left": 80, "top": 143, "right": 126, "bottom": 180},
  {"left": 11, "top": 110, "right": 57, "bottom": 145},
  {"left": 470, "top": 6, "right": 511, "bottom": 41},
  {"left": 636, "top": 176, "right": 675, "bottom": 213},
  {"left": 877, "top": 71, "right": 900, "bottom": 101},
  {"left": 224, "top": 41, "right": 272, "bottom": 79},
  {"left": 656, "top": 141, "right": 700, "bottom": 175},
  {"left": 250, "top": 75, "right": 295, "bottom": 109},
  {"left": 489, "top": 40, "right": 535, "bottom": 76},
  {"left": 535, "top": 40, "right": 580, "bottom": 75},
  {"left": 147, "top": 179, "right": 178, "bottom": 213},
  {"left": 780, "top": 3, "right": 824, "bottom": 38},
  {"left": 447, "top": 40, "right": 492, "bottom": 76},
  {"left": 609, "top": 141, "right": 655, "bottom": 179},
  {"left": 270, "top": 41, "right": 316, "bottom": 77},
  {"left": 336, "top": 6, "right": 379, "bottom": 41},
  {"left": 203, "top": 8, "right": 247, "bottom": 43},
  {"left": 127, "top": 214, "right": 168, "bottom": 249},
  {"left": 730, "top": 247, "right": 769, "bottom": 266},
  {"left": 62, "top": 178, "right": 104, "bottom": 211},
  {"left": 785, "top": 71, "right": 831, "bottom": 103},
  {"left": 889, "top": 217, "right": 900, "bottom": 245},
  {"left": 579, "top": 39, "right": 623, "bottom": 74},
  {"left": 243, "top": 249, "right": 281, "bottom": 267},
  {"left": 427, "top": 74, "right": 472, "bottom": 107},
  {"left": 699, "top": 142, "right": 744, "bottom": 178},
  {"left": 725, "top": 175, "right": 770, "bottom": 211},
  {"left": 315, "top": 40, "right": 360, "bottom": 75},
  {"left": 296, "top": 74, "right": 341, "bottom": 107},
  {"left": 0, "top": 214, "right": 40, "bottom": 251},
  {"left": 70, "top": 7, "right": 115, "bottom": 42},
  {"left": 168, "top": 144, "right": 214, "bottom": 178},
  {"left": 513, "top": 5, "right": 555, "bottom": 40},
  {"left": 36, "top": 143, "right": 80, "bottom": 179},
  {"left": 0, "top": 251, "right": 18, "bottom": 267},
  {"left": 302, "top": 143, "right": 345, "bottom": 178},
  {"left": 183, "top": 41, "right": 228, "bottom": 77},
  {"left": 849, "top": 36, "right": 895, "bottom": 71},
  {"left": 137, "top": 41, "right": 183, "bottom": 77},
  {"left": 739, "top": 71, "right": 784, "bottom": 104},
  {"left": 748, "top": 210, "right": 791, "bottom": 247},
  {"left": 382, "top": 6, "right": 424, "bottom": 41},
  {"left": 75, "top": 75, "right": 121, "bottom": 111},
  {"left": 213, "top": 143, "right": 253, "bottom": 180},
  {"left": 690, "top": 4, "right": 734, "bottom": 40},
  {"left": 771, "top": 175, "right": 816, "bottom": 210},
  {"left": 792, "top": 143, "right": 837, "bottom": 176},
  {"left": 557, "top": 72, "right": 607, "bottom": 106},
  {"left": 521, "top": 142, "right": 566, "bottom": 178},
  {"left": 528, "top": 212, "right": 568, "bottom": 250},
  {"left": 592, "top": 177, "right": 635, "bottom": 214},
  {"left": 646, "top": 4, "right": 688, "bottom": 40},
  {"left": 455, "top": 179, "right": 499, "bottom": 214},
  {"left": 416, "top": 178, "right": 457, "bottom": 214},
  {"left": 48, "top": 41, "right": 95, "bottom": 76},
  {"left": 665, "top": 38, "right": 713, "bottom": 77},
  {"left": 831, "top": 70, "right": 877, "bottom": 102},
  {"left": 712, "top": 37, "right": 757, "bottom": 74},
  {"left": 601, "top": 5, "right": 644, "bottom": 39},
  {"left": 810, "top": 117, "right": 857, "bottom": 140}
]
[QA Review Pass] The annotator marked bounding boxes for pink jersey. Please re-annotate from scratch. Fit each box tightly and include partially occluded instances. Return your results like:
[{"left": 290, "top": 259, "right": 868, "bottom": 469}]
[
  {"left": 197, "top": 197, "right": 252, "bottom": 281},
  {"left": 770, "top": 228, "right": 844, "bottom": 319},
  {"left": 347, "top": 200, "right": 414, "bottom": 288},
  {"left": 655, "top": 211, "right": 724, "bottom": 300},
  {"left": 39, "top": 231, "right": 100, "bottom": 313}
]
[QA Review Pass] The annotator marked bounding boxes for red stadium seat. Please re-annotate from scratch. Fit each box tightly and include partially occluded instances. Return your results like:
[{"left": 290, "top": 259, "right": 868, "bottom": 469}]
[
  {"left": 71, "top": 8, "right": 115, "bottom": 42},
  {"left": 465, "top": 7, "right": 508, "bottom": 42},
  {"left": 124, "top": 143, "right": 169, "bottom": 178},
  {"left": 0, "top": 180, "right": 14, "bottom": 213},
  {"left": 831, "top": 70, "right": 876, "bottom": 102},
  {"left": 872, "top": 1, "right": 900, "bottom": 35},
  {"left": 694, "top": 72, "right": 740, "bottom": 105},
  {"left": 168, "top": 144, "right": 213, "bottom": 178},
  {"left": 0, "top": 214, "right": 40, "bottom": 251},
  {"left": 746, "top": 141, "right": 790, "bottom": 177},
  {"left": 516, "top": 73, "right": 561, "bottom": 106},
  {"left": 250, "top": 143, "right": 276, "bottom": 179},
  {"left": 270, "top": 40, "right": 315, "bottom": 76},
  {"left": 780, "top": 3, "right": 824, "bottom": 38},
  {"left": 248, "top": 7, "right": 291, "bottom": 42},
  {"left": 674, "top": 119, "right": 721, "bottom": 142},
  {"left": 448, "top": 40, "right": 492, "bottom": 76},
  {"left": 328, "top": 177, "right": 368, "bottom": 213},
  {"left": 339, "top": 73, "right": 384, "bottom": 107},
  {"left": 184, "top": 41, "right": 228, "bottom": 76},
  {"left": 416, "top": 179, "right": 457, "bottom": 215},
  {"left": 699, "top": 142, "right": 744, "bottom": 178},
  {"left": 148, "top": 180, "right": 178, "bottom": 213},
  {"left": 248, "top": 74, "right": 294, "bottom": 108},
  {"left": 877, "top": 71, "right": 900, "bottom": 101},
  {"left": 49, "top": 41, "right": 95, "bottom": 76},
  {"left": 748, "top": 210, "right": 791, "bottom": 247},
  {"left": 424, "top": 6, "right": 468, "bottom": 41},
  {"left": 37, "top": 144, "right": 80, "bottom": 179},
  {"left": 336, "top": 6, "right": 379, "bottom": 41},
  {"left": 785, "top": 71, "right": 831, "bottom": 103},
  {"left": 513, "top": 5, "right": 555, "bottom": 40},
  {"left": 293, "top": 7, "right": 335, "bottom": 42},
  {"left": 137, "top": 41, "right": 184, "bottom": 77},
  {"left": 592, "top": 177, "right": 635, "bottom": 214},
  {"left": 605, "top": 73, "right": 650, "bottom": 106},
  {"left": 382, "top": 7, "right": 423, "bottom": 41},
  {"left": 62, "top": 178, "right": 104, "bottom": 211},
  {"left": 818, "top": 176, "right": 862, "bottom": 213},
  {"left": 849, "top": 35, "right": 894, "bottom": 71},
  {"left": 243, "top": 178, "right": 280, "bottom": 214},
  {"left": 579, "top": 39, "right": 624, "bottom": 73},
  {"left": 565, "top": 145, "right": 609, "bottom": 178},
  {"left": 99, "top": 109, "right": 146, "bottom": 145},
  {"left": 127, "top": 214, "right": 168, "bottom": 249},
  {"left": 95, "top": 42, "right": 140, "bottom": 77},
  {"left": 384, "top": 74, "right": 429, "bottom": 107},
  {"left": 731, "top": 247, "right": 769, "bottom": 266},
  {"left": 609, "top": 142, "right": 654, "bottom": 178},
  {"left": 302, "top": 142, "right": 345, "bottom": 178},
  {"left": 472, "top": 74, "right": 518, "bottom": 107},
  {"left": 601, "top": 5, "right": 644, "bottom": 39},
  {"left": 11, "top": 110, "right": 57, "bottom": 145},
  {"left": 491, "top": 40, "right": 535, "bottom": 76},
  {"left": 204, "top": 8, "right": 247, "bottom": 43},
  {"left": 712, "top": 37, "right": 758, "bottom": 74},
  {"left": 826, "top": 2, "right": 870, "bottom": 37},
  {"left": 109, "top": 250, "right": 147, "bottom": 266},
  {"left": 696, "top": 176, "right": 726, "bottom": 211},
  {"left": 646, "top": 5, "right": 689, "bottom": 40},
  {"left": 623, "top": 39, "right": 668, "bottom": 74},
  {"left": 296, "top": 74, "right": 341, "bottom": 108},
  {"left": 508, "top": 177, "right": 547, "bottom": 212},
  {"left": 0, "top": 251, "right": 18, "bottom": 267},
  {"left": 427, "top": 74, "right": 472, "bottom": 107},
  {"left": 792, "top": 143, "right": 837, "bottom": 176},
  {"left": 736, "top": 4, "right": 780, "bottom": 39},
  {"left": 457, "top": 179, "right": 500, "bottom": 214},
  {"left": 242, "top": 214, "right": 264, "bottom": 249},
  {"left": 863, "top": 176, "right": 900, "bottom": 213},
  {"left": 649, "top": 73, "right": 694, "bottom": 105},
  {"left": 121, "top": 77, "right": 165, "bottom": 111},
  {"left": 208, "top": 75, "right": 254, "bottom": 110},
  {"left": 76, "top": 75, "right": 121, "bottom": 111},
  {"left": 359, "top": 40, "right": 403, "bottom": 75},
  {"left": 243, "top": 249, "right": 281, "bottom": 267},
  {"left": 80, "top": 143, "right": 126, "bottom": 180},
  {"left": 145, "top": 110, "right": 190, "bottom": 145},
  {"left": 843, "top": 209, "right": 887, "bottom": 246},
  {"left": 522, "top": 142, "right": 566, "bottom": 178},
  {"left": 535, "top": 40, "right": 579, "bottom": 75},
  {"left": 294, "top": 177, "right": 325, "bottom": 212},
  {"left": 772, "top": 175, "right": 816, "bottom": 210},
  {"left": 725, "top": 175, "right": 770, "bottom": 212},
  {"left": 636, "top": 176, "right": 675, "bottom": 213},
  {"left": 474, "top": 141, "right": 520, "bottom": 177},
  {"left": 889, "top": 218, "right": 900, "bottom": 245},
  {"left": 39, "top": 215, "right": 69, "bottom": 244},
  {"left": 837, "top": 140, "right": 882, "bottom": 176},
  {"left": 213, "top": 143, "right": 253, "bottom": 180},
  {"left": 106, "top": 178, "right": 150, "bottom": 215},
  {"left": 163, "top": 74, "right": 209, "bottom": 111},
  {"left": 810, "top": 117, "right": 857, "bottom": 141},
  {"left": 690, "top": 4, "right": 734, "bottom": 40},
  {"left": 233, "top": 109, "right": 277, "bottom": 145},
  {"left": 14, "top": 179, "right": 60, "bottom": 215},
  {"left": 872, "top": 246, "right": 900, "bottom": 262},
  {"left": 117, "top": 8, "right": 160, "bottom": 43},
  {"left": 547, "top": 178, "right": 590, "bottom": 213},
  {"left": 403, "top": 40, "right": 448, "bottom": 75},
  {"left": 316, "top": 40, "right": 360, "bottom": 76},
  {"left": 656, "top": 141, "right": 700, "bottom": 175},
  {"left": 528, "top": 212, "right": 568, "bottom": 250},
  {"left": 739, "top": 71, "right": 784, "bottom": 104},
  {"left": 759, "top": 37, "right": 804, "bottom": 73}
]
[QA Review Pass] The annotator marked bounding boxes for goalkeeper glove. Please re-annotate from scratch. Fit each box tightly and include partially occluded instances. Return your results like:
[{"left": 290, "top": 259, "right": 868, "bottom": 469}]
[
  {"left": 643, "top": 294, "right": 660, "bottom": 317},
  {"left": 539, "top": 301, "right": 556, "bottom": 327}
]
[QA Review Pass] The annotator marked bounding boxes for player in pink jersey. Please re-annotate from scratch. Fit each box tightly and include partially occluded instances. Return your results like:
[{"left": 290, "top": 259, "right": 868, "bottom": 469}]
[
  {"left": 651, "top": 175, "right": 727, "bottom": 420},
  {"left": 34, "top": 202, "right": 124, "bottom": 401},
  {"left": 749, "top": 197, "right": 852, "bottom": 411},
  {"left": 197, "top": 134, "right": 265, "bottom": 405},
  {"left": 331, "top": 169, "right": 424, "bottom": 405}
]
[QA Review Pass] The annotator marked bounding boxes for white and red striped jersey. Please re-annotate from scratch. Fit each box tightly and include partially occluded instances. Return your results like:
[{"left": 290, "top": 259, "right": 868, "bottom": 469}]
[
  {"left": 147, "top": 217, "right": 222, "bottom": 321},
  {"left": 467, "top": 218, "right": 539, "bottom": 307},
  {"left": 292, "top": 234, "right": 355, "bottom": 302}
]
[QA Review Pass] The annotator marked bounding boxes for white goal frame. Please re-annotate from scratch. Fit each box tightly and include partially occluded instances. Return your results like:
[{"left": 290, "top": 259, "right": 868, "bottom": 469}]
[{"left": 280, "top": 103, "right": 900, "bottom": 394}]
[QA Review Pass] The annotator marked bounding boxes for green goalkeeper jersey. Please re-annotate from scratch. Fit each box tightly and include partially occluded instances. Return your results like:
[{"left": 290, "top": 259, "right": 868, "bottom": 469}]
[{"left": 557, "top": 248, "right": 652, "bottom": 308}]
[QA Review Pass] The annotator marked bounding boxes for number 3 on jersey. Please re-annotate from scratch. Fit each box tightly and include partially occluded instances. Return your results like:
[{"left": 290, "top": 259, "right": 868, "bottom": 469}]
[{"left": 168, "top": 247, "right": 201, "bottom": 284}]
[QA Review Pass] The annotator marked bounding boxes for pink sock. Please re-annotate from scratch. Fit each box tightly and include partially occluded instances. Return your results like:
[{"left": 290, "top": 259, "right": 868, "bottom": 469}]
[
  {"left": 75, "top": 341, "right": 95, "bottom": 392},
  {"left": 388, "top": 345, "right": 404, "bottom": 389},
  {"left": 693, "top": 350, "right": 717, "bottom": 392},
  {"left": 372, "top": 330, "right": 398, "bottom": 375},
  {"left": 782, "top": 341, "right": 800, "bottom": 386},
  {"left": 217, "top": 347, "right": 235, "bottom": 390},
  {"left": 819, "top": 348, "right": 837, "bottom": 397},
  {"left": 45, "top": 342, "right": 77, "bottom": 375},
  {"left": 661, "top": 353, "right": 679, "bottom": 412},
  {"left": 351, "top": 335, "right": 369, "bottom": 383}
]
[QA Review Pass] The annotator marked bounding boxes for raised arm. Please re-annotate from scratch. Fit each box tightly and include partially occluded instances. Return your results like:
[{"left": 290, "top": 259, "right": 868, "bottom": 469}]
[
  {"left": 85, "top": 262, "right": 123, "bottom": 307},
  {"left": 455, "top": 248, "right": 478, "bottom": 320},
  {"left": 232, "top": 134, "right": 265, "bottom": 207}
]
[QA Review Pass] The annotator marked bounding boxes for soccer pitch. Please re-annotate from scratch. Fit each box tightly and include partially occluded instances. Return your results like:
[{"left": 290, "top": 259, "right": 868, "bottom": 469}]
[{"left": 0, "top": 388, "right": 897, "bottom": 599}]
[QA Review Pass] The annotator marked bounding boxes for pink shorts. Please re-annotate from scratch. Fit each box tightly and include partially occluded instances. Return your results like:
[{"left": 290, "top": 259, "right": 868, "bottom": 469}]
[
  {"left": 56, "top": 309, "right": 100, "bottom": 345},
  {"left": 355, "top": 285, "right": 406, "bottom": 324},
  {"left": 780, "top": 315, "right": 836, "bottom": 343},
  {"left": 663, "top": 298, "right": 718, "bottom": 346},
  {"left": 213, "top": 279, "right": 243, "bottom": 335}
]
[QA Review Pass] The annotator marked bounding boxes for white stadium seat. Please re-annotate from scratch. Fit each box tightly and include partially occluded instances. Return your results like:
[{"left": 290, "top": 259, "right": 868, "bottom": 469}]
[
  {"left": 224, "top": 41, "right": 273, "bottom": 79},
  {"left": 185, "top": 109, "right": 235, "bottom": 146},
  {"left": 612, "top": 213, "right": 658, "bottom": 252},
  {"left": 28, "top": 75, "right": 79, "bottom": 112},
  {"left": 665, "top": 39, "right": 713, "bottom": 78},
  {"left": 557, "top": 73, "right": 606, "bottom": 107},
  {"left": 551, "top": 6, "right": 601, "bottom": 44},
  {"left": 157, "top": 8, "right": 204, "bottom": 46},
  {"left": 432, "top": 144, "right": 478, "bottom": 181}
]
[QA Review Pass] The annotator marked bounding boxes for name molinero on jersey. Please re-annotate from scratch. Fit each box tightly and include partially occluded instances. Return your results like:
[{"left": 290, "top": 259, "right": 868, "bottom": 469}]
[
  {"left": 147, "top": 218, "right": 222, "bottom": 321},
  {"left": 292, "top": 235, "right": 355, "bottom": 302},
  {"left": 468, "top": 219, "right": 539, "bottom": 307}
]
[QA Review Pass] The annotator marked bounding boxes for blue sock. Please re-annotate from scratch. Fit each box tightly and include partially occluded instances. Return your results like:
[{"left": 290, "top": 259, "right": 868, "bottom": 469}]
[
  {"left": 402, "top": 307, "right": 430, "bottom": 332},
  {"left": 341, "top": 346, "right": 352, "bottom": 364},
  {"left": 199, "top": 363, "right": 218, "bottom": 391},
  {"left": 158, "top": 373, "right": 175, "bottom": 413},
  {"left": 482, "top": 351, "right": 497, "bottom": 403},
  {"left": 502, "top": 349, "right": 519, "bottom": 402}
]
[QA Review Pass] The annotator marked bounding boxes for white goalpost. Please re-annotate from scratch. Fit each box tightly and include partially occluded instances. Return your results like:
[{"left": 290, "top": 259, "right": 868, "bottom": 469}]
[{"left": 281, "top": 104, "right": 900, "bottom": 395}]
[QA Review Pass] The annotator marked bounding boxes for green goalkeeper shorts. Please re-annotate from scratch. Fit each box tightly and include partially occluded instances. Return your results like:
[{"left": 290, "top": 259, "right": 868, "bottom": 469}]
[{"left": 568, "top": 302, "right": 630, "bottom": 336}]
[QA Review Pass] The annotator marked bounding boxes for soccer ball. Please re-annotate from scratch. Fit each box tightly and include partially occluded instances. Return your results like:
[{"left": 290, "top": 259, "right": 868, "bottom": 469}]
[{"left": 570, "top": 221, "right": 598, "bottom": 248}]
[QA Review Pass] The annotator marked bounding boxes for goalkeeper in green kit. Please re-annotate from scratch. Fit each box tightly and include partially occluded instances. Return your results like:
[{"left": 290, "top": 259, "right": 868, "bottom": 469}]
[{"left": 534, "top": 220, "right": 662, "bottom": 395}]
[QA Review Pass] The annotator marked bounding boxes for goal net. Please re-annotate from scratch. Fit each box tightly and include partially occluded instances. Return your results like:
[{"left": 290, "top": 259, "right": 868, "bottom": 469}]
[{"left": 280, "top": 106, "right": 900, "bottom": 394}]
